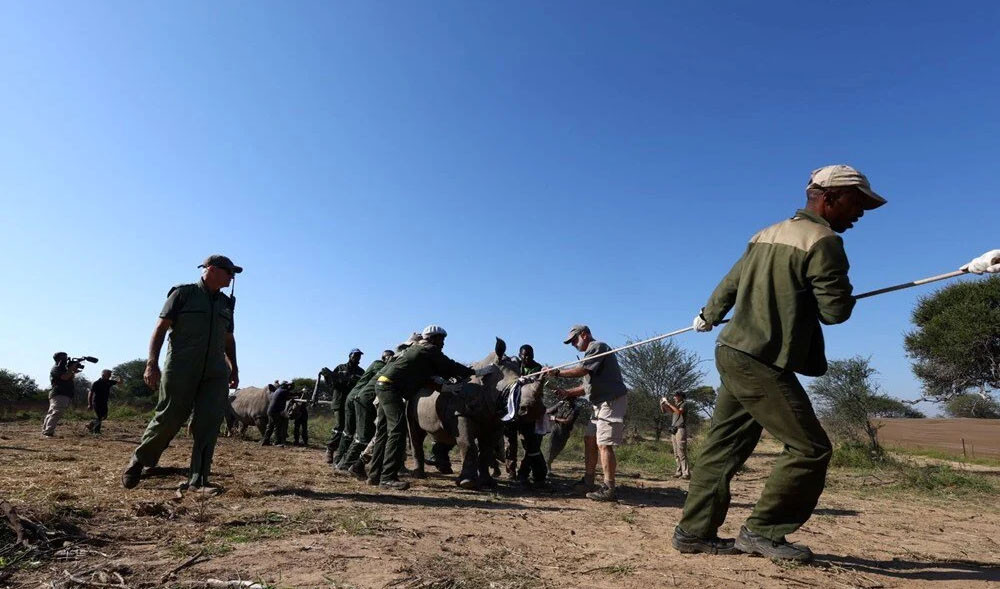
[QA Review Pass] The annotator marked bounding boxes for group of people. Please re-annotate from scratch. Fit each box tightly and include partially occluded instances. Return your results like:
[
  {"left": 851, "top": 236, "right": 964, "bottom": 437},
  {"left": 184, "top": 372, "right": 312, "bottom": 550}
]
[
  {"left": 43, "top": 164, "right": 996, "bottom": 564},
  {"left": 41, "top": 355, "right": 119, "bottom": 437}
]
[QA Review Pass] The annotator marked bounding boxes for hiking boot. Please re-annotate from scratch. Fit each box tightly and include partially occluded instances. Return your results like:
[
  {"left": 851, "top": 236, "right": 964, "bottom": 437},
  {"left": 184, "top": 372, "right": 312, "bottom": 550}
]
[
  {"left": 325, "top": 447, "right": 335, "bottom": 464},
  {"left": 586, "top": 485, "right": 618, "bottom": 502},
  {"left": 457, "top": 478, "right": 479, "bottom": 490},
  {"left": 332, "top": 464, "right": 351, "bottom": 476},
  {"left": 681, "top": 473, "right": 691, "bottom": 480},
  {"left": 572, "top": 476, "right": 596, "bottom": 494},
  {"left": 121, "top": 459, "right": 144, "bottom": 489},
  {"left": 735, "top": 526, "right": 813, "bottom": 562},
  {"left": 260, "top": 439, "right": 272, "bottom": 447},
  {"left": 672, "top": 471, "right": 683, "bottom": 478},
  {"left": 379, "top": 479, "right": 410, "bottom": 491},
  {"left": 671, "top": 526, "right": 738, "bottom": 555},
  {"left": 348, "top": 461, "right": 368, "bottom": 481}
]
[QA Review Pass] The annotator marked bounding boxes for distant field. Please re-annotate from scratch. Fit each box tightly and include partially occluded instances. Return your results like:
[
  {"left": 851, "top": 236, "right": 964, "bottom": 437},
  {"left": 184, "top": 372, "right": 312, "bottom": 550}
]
[{"left": 878, "top": 418, "right": 1000, "bottom": 458}]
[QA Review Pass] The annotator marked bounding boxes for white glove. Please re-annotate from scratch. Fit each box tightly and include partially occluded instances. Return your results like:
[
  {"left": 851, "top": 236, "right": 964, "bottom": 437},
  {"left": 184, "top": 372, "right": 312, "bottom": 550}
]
[
  {"left": 474, "top": 365, "right": 498, "bottom": 377},
  {"left": 692, "top": 312, "right": 712, "bottom": 332},
  {"left": 961, "top": 249, "right": 1000, "bottom": 274}
]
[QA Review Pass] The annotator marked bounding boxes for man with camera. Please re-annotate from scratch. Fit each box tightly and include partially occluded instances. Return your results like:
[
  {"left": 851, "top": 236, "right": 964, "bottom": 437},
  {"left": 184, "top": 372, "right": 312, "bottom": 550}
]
[
  {"left": 42, "top": 352, "right": 81, "bottom": 437},
  {"left": 121, "top": 254, "right": 241, "bottom": 492}
]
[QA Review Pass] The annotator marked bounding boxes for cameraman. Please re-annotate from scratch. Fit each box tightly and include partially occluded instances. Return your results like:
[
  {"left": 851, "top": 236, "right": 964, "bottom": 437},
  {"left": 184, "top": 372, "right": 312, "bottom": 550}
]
[{"left": 42, "top": 352, "right": 78, "bottom": 437}]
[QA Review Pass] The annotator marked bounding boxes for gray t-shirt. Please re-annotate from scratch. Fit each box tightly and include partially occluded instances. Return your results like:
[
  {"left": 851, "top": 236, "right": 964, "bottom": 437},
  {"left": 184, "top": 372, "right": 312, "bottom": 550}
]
[
  {"left": 581, "top": 341, "right": 627, "bottom": 406},
  {"left": 671, "top": 400, "right": 687, "bottom": 429}
]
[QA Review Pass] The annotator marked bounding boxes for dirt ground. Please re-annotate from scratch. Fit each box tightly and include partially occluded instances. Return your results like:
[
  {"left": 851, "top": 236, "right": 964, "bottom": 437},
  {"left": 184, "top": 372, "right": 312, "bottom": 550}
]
[
  {"left": 2, "top": 419, "right": 999, "bottom": 589},
  {"left": 878, "top": 418, "right": 1000, "bottom": 459}
]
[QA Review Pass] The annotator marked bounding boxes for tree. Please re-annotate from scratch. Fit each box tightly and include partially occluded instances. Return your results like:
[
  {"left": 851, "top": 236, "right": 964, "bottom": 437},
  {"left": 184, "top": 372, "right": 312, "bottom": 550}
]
[
  {"left": 867, "top": 396, "right": 925, "bottom": 419},
  {"left": 809, "top": 356, "right": 899, "bottom": 454},
  {"left": 618, "top": 338, "right": 705, "bottom": 440},
  {"left": 945, "top": 394, "right": 1000, "bottom": 418},
  {"left": 73, "top": 376, "right": 92, "bottom": 403},
  {"left": 112, "top": 359, "right": 154, "bottom": 399},
  {"left": 0, "top": 369, "right": 40, "bottom": 401},
  {"left": 904, "top": 276, "right": 1000, "bottom": 403},
  {"left": 687, "top": 385, "right": 717, "bottom": 418}
]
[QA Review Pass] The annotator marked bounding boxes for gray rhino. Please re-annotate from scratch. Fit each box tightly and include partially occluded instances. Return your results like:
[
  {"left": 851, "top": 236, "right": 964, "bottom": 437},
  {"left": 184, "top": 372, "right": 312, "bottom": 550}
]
[
  {"left": 225, "top": 386, "right": 270, "bottom": 438},
  {"left": 407, "top": 338, "right": 546, "bottom": 489}
]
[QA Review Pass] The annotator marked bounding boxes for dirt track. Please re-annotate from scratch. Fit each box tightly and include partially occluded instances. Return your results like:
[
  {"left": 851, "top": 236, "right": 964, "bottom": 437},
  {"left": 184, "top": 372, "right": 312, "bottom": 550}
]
[
  {"left": 2, "top": 419, "right": 1000, "bottom": 588},
  {"left": 878, "top": 418, "right": 1000, "bottom": 459}
]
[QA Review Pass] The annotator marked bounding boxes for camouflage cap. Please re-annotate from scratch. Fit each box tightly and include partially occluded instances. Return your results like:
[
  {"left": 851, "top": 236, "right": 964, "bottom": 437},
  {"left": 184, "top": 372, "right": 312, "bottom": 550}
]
[
  {"left": 563, "top": 324, "right": 590, "bottom": 344},
  {"left": 198, "top": 254, "right": 243, "bottom": 274},
  {"left": 807, "top": 165, "right": 887, "bottom": 210}
]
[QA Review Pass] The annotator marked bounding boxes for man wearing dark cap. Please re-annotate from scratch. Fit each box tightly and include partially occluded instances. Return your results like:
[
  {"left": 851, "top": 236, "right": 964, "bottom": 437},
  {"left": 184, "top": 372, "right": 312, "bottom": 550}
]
[
  {"left": 121, "top": 255, "right": 241, "bottom": 491},
  {"left": 332, "top": 349, "right": 395, "bottom": 471},
  {"left": 672, "top": 165, "right": 886, "bottom": 562},
  {"left": 317, "top": 348, "right": 365, "bottom": 463},
  {"left": 550, "top": 325, "right": 628, "bottom": 502},
  {"left": 262, "top": 380, "right": 294, "bottom": 446}
]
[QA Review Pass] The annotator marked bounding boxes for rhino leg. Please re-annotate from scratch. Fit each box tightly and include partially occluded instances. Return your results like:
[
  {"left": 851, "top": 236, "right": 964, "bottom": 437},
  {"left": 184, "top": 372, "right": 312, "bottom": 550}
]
[
  {"left": 255, "top": 416, "right": 267, "bottom": 440},
  {"left": 456, "top": 416, "right": 481, "bottom": 489}
]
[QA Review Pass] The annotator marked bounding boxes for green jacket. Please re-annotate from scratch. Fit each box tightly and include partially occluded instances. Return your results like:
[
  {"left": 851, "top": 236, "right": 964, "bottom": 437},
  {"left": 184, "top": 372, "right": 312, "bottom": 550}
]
[
  {"left": 379, "top": 342, "right": 475, "bottom": 395},
  {"left": 702, "top": 208, "right": 855, "bottom": 377},
  {"left": 347, "top": 359, "right": 386, "bottom": 401},
  {"left": 159, "top": 280, "right": 234, "bottom": 379}
]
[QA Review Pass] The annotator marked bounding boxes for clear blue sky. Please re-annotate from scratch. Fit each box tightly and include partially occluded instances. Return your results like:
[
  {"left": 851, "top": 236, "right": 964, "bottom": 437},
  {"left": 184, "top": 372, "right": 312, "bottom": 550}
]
[{"left": 2, "top": 2, "right": 997, "bottom": 414}]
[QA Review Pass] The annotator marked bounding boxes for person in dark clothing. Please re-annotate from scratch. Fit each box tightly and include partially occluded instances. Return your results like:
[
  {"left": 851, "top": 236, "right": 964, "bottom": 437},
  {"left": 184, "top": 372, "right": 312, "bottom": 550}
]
[
  {"left": 368, "top": 325, "right": 481, "bottom": 491},
  {"left": 87, "top": 370, "right": 119, "bottom": 434},
  {"left": 289, "top": 390, "right": 310, "bottom": 446},
  {"left": 317, "top": 349, "right": 365, "bottom": 463},
  {"left": 546, "top": 399, "right": 581, "bottom": 468},
  {"left": 505, "top": 345, "right": 547, "bottom": 487},
  {"left": 262, "top": 381, "right": 293, "bottom": 446},
  {"left": 502, "top": 345, "right": 543, "bottom": 478}
]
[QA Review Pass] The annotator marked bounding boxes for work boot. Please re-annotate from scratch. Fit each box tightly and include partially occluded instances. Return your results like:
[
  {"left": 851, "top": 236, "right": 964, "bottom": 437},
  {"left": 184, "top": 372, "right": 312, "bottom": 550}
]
[
  {"left": 121, "top": 458, "right": 144, "bottom": 490},
  {"left": 586, "top": 484, "right": 618, "bottom": 502},
  {"left": 572, "top": 476, "right": 596, "bottom": 494},
  {"left": 260, "top": 439, "right": 272, "bottom": 446},
  {"left": 366, "top": 477, "right": 380, "bottom": 486},
  {"left": 681, "top": 473, "right": 691, "bottom": 480},
  {"left": 332, "top": 464, "right": 351, "bottom": 476},
  {"left": 348, "top": 461, "right": 367, "bottom": 481},
  {"left": 671, "top": 526, "right": 739, "bottom": 555},
  {"left": 735, "top": 526, "right": 814, "bottom": 563},
  {"left": 379, "top": 479, "right": 410, "bottom": 491}
]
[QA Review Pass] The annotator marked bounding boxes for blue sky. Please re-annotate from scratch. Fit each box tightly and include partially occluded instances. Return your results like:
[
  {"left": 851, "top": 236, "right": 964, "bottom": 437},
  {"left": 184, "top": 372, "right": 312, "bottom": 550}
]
[{"left": 1, "top": 2, "right": 997, "bottom": 414}]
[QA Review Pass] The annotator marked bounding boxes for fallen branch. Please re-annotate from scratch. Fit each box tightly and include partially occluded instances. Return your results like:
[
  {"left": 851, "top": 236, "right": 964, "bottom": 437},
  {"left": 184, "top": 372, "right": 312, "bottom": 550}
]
[{"left": 160, "top": 549, "right": 208, "bottom": 582}]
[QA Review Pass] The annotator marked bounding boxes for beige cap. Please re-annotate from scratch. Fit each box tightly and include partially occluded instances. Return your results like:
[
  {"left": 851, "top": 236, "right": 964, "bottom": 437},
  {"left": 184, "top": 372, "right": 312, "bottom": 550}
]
[
  {"left": 563, "top": 324, "right": 590, "bottom": 344},
  {"left": 807, "top": 164, "right": 887, "bottom": 210}
]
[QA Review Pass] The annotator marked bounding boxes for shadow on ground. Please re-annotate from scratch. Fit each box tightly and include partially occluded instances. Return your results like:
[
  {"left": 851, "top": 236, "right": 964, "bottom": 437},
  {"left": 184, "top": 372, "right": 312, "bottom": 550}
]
[
  {"left": 816, "top": 554, "right": 1000, "bottom": 582},
  {"left": 261, "top": 486, "right": 577, "bottom": 511}
]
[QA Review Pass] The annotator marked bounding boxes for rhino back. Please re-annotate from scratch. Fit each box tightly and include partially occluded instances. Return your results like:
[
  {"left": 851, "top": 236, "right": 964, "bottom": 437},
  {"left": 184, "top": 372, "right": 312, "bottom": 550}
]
[{"left": 231, "top": 387, "right": 270, "bottom": 418}]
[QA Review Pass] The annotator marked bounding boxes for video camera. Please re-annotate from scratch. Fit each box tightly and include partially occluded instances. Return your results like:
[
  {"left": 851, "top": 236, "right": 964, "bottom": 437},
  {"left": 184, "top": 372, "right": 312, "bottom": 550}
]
[{"left": 64, "top": 355, "right": 99, "bottom": 372}]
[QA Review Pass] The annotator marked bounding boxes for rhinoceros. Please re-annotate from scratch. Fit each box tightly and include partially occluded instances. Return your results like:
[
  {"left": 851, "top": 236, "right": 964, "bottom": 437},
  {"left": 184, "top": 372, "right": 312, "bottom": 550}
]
[
  {"left": 225, "top": 386, "right": 270, "bottom": 438},
  {"left": 406, "top": 338, "right": 546, "bottom": 489}
]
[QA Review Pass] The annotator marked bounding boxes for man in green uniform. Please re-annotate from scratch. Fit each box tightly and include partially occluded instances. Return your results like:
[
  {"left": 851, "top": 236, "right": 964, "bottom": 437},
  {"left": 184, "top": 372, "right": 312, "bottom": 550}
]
[
  {"left": 318, "top": 349, "right": 365, "bottom": 463},
  {"left": 367, "top": 325, "right": 479, "bottom": 490},
  {"left": 672, "top": 165, "right": 886, "bottom": 561},
  {"left": 332, "top": 349, "right": 395, "bottom": 473},
  {"left": 121, "top": 255, "right": 241, "bottom": 491}
]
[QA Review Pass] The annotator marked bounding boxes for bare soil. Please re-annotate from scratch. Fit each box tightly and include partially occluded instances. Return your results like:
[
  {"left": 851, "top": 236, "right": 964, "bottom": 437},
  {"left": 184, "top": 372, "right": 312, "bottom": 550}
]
[
  {"left": 2, "top": 419, "right": 999, "bottom": 588},
  {"left": 878, "top": 418, "right": 1000, "bottom": 459}
]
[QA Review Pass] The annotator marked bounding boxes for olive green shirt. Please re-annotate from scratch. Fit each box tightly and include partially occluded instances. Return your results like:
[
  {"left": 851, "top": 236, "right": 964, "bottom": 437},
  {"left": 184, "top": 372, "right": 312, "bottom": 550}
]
[
  {"left": 379, "top": 341, "right": 475, "bottom": 395},
  {"left": 159, "top": 279, "right": 235, "bottom": 379},
  {"left": 702, "top": 208, "right": 855, "bottom": 377},
  {"left": 347, "top": 359, "right": 386, "bottom": 402}
]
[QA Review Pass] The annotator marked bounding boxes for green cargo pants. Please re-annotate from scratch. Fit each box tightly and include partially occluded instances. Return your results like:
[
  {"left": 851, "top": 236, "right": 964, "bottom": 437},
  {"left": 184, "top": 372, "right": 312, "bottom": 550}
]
[
  {"left": 325, "top": 389, "right": 348, "bottom": 453},
  {"left": 367, "top": 381, "right": 408, "bottom": 482},
  {"left": 339, "top": 388, "right": 377, "bottom": 469},
  {"left": 133, "top": 371, "right": 229, "bottom": 487},
  {"left": 679, "top": 345, "right": 832, "bottom": 542},
  {"left": 333, "top": 391, "right": 359, "bottom": 464}
]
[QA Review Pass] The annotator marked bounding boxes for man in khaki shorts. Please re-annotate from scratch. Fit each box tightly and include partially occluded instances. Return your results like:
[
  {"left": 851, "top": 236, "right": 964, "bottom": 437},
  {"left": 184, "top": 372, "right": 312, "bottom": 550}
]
[{"left": 551, "top": 325, "right": 627, "bottom": 502}]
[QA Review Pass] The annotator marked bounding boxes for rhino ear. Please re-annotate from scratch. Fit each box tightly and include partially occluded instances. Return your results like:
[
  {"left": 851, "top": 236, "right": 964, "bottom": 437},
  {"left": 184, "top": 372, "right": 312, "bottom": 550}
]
[{"left": 495, "top": 337, "right": 507, "bottom": 359}]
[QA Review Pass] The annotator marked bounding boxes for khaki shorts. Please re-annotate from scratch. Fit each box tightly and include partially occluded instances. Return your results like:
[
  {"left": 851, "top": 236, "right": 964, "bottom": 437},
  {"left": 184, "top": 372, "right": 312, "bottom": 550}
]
[{"left": 584, "top": 395, "right": 627, "bottom": 446}]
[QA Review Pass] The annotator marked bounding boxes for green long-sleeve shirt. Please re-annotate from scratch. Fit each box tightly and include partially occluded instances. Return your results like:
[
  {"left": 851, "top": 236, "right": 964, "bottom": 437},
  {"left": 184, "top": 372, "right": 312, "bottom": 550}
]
[
  {"left": 702, "top": 208, "right": 855, "bottom": 377},
  {"left": 346, "top": 359, "right": 386, "bottom": 401},
  {"left": 379, "top": 341, "right": 475, "bottom": 395}
]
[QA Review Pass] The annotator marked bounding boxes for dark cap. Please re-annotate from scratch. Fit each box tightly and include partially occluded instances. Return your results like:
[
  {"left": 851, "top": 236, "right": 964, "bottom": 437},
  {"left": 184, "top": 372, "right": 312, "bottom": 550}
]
[
  {"left": 563, "top": 324, "right": 590, "bottom": 344},
  {"left": 350, "top": 348, "right": 363, "bottom": 356},
  {"left": 198, "top": 254, "right": 243, "bottom": 274}
]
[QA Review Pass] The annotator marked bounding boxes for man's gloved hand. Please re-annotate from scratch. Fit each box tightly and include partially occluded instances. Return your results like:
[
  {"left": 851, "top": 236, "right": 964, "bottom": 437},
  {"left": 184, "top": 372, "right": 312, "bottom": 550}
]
[
  {"left": 474, "top": 365, "right": 498, "bottom": 377},
  {"left": 961, "top": 249, "right": 1000, "bottom": 274},
  {"left": 692, "top": 312, "right": 712, "bottom": 332}
]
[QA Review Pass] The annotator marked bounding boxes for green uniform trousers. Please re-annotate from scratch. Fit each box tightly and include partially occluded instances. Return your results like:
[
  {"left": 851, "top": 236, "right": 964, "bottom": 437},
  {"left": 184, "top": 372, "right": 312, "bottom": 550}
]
[
  {"left": 133, "top": 372, "right": 229, "bottom": 487},
  {"left": 325, "top": 389, "right": 348, "bottom": 452},
  {"left": 679, "top": 344, "right": 832, "bottom": 542},
  {"left": 367, "top": 382, "right": 408, "bottom": 482},
  {"left": 339, "top": 389, "right": 378, "bottom": 469},
  {"left": 333, "top": 392, "right": 360, "bottom": 463}
]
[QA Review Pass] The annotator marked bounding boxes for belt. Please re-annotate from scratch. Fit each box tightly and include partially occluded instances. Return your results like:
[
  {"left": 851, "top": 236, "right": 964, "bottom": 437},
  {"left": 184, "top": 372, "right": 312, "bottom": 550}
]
[{"left": 377, "top": 376, "right": 393, "bottom": 384}]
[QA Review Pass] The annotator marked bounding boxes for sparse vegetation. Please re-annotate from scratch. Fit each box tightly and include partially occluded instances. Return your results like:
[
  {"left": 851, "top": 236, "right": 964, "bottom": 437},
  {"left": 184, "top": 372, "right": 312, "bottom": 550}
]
[{"left": 829, "top": 442, "right": 996, "bottom": 497}]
